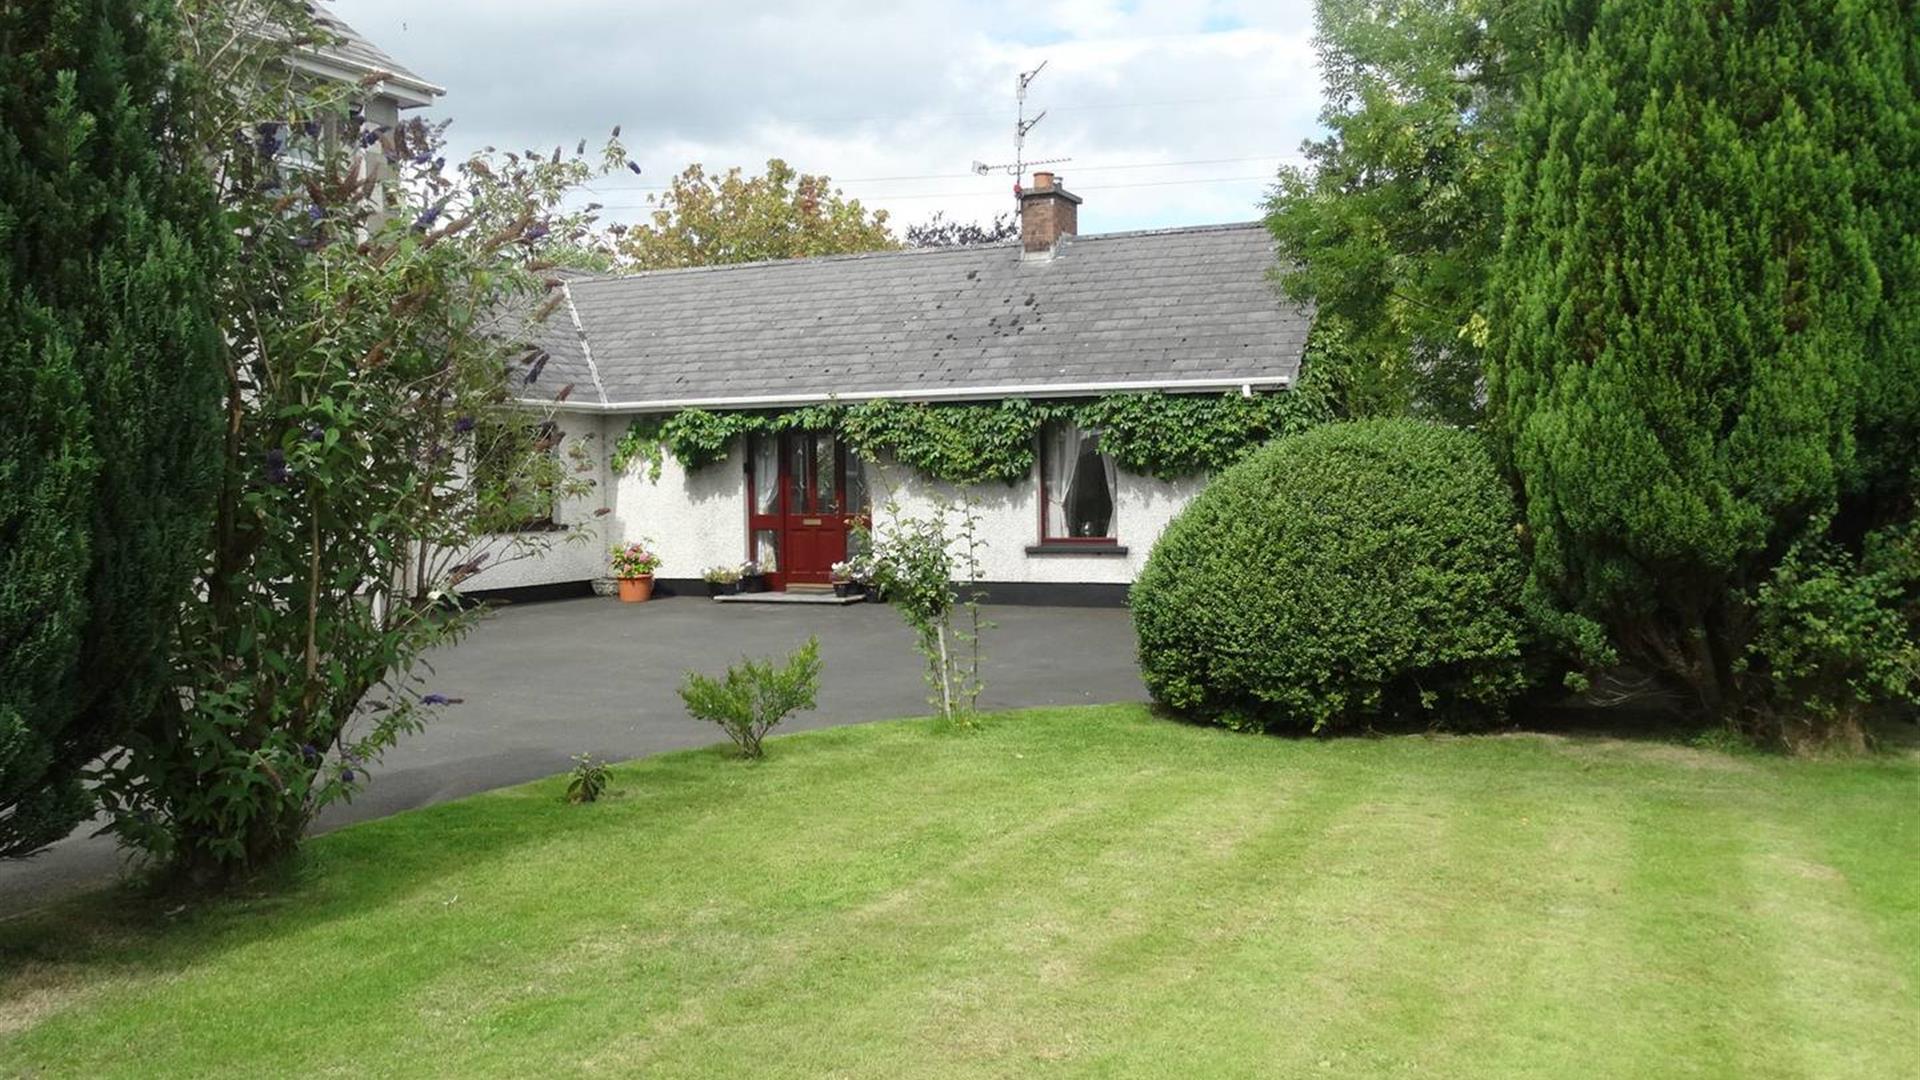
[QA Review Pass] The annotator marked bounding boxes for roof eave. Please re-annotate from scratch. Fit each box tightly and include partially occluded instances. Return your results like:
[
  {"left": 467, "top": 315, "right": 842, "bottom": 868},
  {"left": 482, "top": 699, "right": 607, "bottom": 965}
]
[
  {"left": 533, "top": 375, "right": 1294, "bottom": 415},
  {"left": 291, "top": 54, "right": 445, "bottom": 108}
]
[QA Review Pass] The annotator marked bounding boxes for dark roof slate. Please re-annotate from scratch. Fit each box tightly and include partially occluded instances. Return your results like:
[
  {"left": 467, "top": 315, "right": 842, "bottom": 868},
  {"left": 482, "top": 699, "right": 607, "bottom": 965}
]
[
  {"left": 536, "top": 222, "right": 1305, "bottom": 409},
  {"left": 304, "top": 3, "right": 443, "bottom": 99}
]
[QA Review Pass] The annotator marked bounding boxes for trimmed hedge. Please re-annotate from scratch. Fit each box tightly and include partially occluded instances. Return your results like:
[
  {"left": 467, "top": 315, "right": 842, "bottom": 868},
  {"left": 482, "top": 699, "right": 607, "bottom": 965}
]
[{"left": 1132, "top": 419, "right": 1529, "bottom": 733}]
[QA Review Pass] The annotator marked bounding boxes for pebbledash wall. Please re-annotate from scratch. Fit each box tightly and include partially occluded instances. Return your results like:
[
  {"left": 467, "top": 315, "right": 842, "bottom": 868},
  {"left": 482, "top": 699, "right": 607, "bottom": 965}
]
[{"left": 458, "top": 411, "right": 1205, "bottom": 604}]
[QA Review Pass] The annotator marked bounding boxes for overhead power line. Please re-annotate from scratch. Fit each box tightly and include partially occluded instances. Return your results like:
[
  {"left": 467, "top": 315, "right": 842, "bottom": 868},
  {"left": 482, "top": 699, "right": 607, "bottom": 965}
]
[
  {"left": 584, "top": 154, "right": 1301, "bottom": 194},
  {"left": 590, "top": 173, "right": 1276, "bottom": 211}
]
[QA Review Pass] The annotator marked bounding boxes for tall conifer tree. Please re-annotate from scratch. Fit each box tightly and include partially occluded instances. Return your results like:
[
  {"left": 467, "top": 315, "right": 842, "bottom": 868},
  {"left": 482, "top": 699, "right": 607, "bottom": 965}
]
[
  {"left": 0, "top": 2, "right": 224, "bottom": 855},
  {"left": 1489, "top": 0, "right": 1917, "bottom": 731}
]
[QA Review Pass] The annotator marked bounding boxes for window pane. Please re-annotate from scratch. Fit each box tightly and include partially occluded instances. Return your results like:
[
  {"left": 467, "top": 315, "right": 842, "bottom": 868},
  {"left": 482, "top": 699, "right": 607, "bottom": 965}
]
[
  {"left": 754, "top": 529, "right": 780, "bottom": 572},
  {"left": 786, "top": 435, "right": 807, "bottom": 514},
  {"left": 845, "top": 453, "right": 870, "bottom": 514},
  {"left": 1064, "top": 431, "right": 1115, "bottom": 538},
  {"left": 752, "top": 435, "right": 779, "bottom": 515}
]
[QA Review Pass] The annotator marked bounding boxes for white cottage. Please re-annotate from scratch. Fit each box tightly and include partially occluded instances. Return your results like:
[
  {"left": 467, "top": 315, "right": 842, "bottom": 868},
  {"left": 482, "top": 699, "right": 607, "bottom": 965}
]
[{"left": 468, "top": 175, "right": 1309, "bottom": 605}]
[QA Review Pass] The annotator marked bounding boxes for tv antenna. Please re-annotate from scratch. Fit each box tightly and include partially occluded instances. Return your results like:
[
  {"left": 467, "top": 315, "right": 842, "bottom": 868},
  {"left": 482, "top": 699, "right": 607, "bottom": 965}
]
[{"left": 970, "top": 60, "right": 1070, "bottom": 196}]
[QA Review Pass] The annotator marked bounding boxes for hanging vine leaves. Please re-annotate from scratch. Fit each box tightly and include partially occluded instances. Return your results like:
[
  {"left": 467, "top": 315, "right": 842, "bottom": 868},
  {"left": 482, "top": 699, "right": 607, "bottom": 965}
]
[{"left": 611, "top": 390, "right": 1329, "bottom": 485}]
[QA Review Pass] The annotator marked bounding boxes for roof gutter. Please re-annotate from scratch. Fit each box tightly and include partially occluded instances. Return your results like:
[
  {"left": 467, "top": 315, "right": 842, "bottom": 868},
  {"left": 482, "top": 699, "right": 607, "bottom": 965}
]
[{"left": 537, "top": 375, "right": 1293, "bottom": 414}]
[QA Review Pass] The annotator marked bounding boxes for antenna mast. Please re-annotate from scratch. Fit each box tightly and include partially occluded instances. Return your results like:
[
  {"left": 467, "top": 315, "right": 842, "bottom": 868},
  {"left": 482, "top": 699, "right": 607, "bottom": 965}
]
[{"left": 971, "top": 60, "right": 1070, "bottom": 199}]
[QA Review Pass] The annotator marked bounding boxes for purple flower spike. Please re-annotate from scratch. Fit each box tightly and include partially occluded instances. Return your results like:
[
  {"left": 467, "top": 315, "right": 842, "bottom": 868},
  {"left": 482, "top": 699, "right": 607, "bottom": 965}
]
[
  {"left": 414, "top": 206, "right": 440, "bottom": 230},
  {"left": 265, "top": 448, "right": 289, "bottom": 485},
  {"left": 627, "top": 161, "right": 642, "bottom": 175},
  {"left": 524, "top": 223, "right": 550, "bottom": 241},
  {"left": 307, "top": 204, "right": 325, "bottom": 222},
  {"left": 341, "top": 767, "right": 356, "bottom": 783},
  {"left": 453, "top": 416, "right": 476, "bottom": 434},
  {"left": 422, "top": 693, "right": 451, "bottom": 706},
  {"left": 305, "top": 426, "right": 326, "bottom": 443}
]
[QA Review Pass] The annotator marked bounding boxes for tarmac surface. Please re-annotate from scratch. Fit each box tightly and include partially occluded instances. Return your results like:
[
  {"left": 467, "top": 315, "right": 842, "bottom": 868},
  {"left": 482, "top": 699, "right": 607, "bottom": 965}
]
[{"left": 0, "top": 595, "right": 1147, "bottom": 916}]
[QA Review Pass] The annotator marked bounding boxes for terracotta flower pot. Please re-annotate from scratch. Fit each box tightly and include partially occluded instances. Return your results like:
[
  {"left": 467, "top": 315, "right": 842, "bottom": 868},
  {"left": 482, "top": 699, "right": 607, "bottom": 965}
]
[{"left": 617, "top": 575, "right": 654, "bottom": 603}]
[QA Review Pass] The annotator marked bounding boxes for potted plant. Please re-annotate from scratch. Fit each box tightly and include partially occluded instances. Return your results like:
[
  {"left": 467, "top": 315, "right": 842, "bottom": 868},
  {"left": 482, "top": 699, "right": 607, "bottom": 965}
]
[
  {"left": 829, "top": 560, "right": 854, "bottom": 598},
  {"left": 702, "top": 563, "right": 742, "bottom": 598},
  {"left": 609, "top": 541, "right": 662, "bottom": 603},
  {"left": 738, "top": 560, "right": 769, "bottom": 594}
]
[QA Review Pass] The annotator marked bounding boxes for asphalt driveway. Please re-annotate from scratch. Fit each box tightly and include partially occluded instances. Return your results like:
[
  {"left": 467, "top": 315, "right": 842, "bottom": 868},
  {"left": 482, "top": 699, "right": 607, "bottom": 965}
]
[{"left": 0, "top": 596, "right": 1147, "bottom": 916}]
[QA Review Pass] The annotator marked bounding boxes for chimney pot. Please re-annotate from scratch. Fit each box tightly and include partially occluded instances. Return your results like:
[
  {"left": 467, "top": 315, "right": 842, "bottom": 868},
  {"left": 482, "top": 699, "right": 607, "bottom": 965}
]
[{"left": 1033, "top": 170, "right": 1055, "bottom": 190}]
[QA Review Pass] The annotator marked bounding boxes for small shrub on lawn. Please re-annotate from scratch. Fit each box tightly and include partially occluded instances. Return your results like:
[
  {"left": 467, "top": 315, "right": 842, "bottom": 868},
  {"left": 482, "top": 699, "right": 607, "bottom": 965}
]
[
  {"left": 565, "top": 753, "right": 611, "bottom": 803},
  {"left": 679, "top": 637, "right": 823, "bottom": 758},
  {"left": 1132, "top": 418, "right": 1530, "bottom": 733}
]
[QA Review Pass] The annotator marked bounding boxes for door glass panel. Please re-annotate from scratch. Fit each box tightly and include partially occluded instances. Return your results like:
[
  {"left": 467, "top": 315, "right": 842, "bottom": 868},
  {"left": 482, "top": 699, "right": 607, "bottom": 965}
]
[
  {"left": 754, "top": 528, "right": 779, "bottom": 571},
  {"left": 814, "top": 433, "right": 839, "bottom": 513},
  {"left": 752, "top": 435, "right": 779, "bottom": 515},
  {"left": 786, "top": 435, "right": 808, "bottom": 514}
]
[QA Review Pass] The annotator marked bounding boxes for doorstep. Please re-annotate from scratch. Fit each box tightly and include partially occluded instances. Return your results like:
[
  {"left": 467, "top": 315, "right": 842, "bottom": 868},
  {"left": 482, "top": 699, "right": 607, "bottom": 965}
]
[{"left": 712, "top": 591, "right": 868, "bottom": 605}]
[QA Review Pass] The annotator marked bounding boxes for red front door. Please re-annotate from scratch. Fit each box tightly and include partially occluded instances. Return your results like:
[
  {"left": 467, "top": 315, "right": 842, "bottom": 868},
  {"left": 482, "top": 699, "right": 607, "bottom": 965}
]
[{"left": 754, "top": 431, "right": 863, "bottom": 589}]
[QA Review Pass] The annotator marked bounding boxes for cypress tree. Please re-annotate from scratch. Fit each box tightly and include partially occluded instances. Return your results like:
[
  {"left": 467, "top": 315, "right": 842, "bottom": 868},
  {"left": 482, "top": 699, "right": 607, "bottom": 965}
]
[
  {"left": 1487, "top": 0, "right": 1914, "bottom": 721},
  {"left": 0, "top": 2, "right": 224, "bottom": 856}
]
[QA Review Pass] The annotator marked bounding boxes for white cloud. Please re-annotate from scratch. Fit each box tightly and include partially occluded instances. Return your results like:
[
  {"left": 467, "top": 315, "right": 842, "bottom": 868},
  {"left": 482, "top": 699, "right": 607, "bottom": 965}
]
[{"left": 325, "top": 0, "right": 1322, "bottom": 233}]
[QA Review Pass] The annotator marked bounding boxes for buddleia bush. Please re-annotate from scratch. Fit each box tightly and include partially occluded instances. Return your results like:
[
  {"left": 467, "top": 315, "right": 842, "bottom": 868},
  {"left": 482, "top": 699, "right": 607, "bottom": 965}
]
[{"left": 1132, "top": 419, "right": 1530, "bottom": 733}]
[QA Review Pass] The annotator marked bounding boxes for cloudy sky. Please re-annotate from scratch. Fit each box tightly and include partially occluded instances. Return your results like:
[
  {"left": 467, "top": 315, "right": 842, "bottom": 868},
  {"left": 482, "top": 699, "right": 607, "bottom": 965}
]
[{"left": 325, "top": 0, "right": 1325, "bottom": 237}]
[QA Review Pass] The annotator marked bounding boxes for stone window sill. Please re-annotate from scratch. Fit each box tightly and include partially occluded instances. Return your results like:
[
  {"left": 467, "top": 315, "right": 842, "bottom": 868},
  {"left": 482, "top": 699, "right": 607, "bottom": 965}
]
[{"left": 1025, "top": 543, "right": 1129, "bottom": 557}]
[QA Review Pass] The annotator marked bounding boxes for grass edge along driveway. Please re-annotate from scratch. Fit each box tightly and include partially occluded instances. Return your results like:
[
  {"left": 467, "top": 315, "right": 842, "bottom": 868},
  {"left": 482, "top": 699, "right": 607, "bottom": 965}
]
[{"left": 2, "top": 704, "right": 1915, "bottom": 1078}]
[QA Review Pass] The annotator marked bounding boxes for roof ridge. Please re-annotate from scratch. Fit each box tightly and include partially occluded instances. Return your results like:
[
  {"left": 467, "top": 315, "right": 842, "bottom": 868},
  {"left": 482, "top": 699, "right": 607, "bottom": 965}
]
[{"left": 567, "top": 220, "right": 1270, "bottom": 288}]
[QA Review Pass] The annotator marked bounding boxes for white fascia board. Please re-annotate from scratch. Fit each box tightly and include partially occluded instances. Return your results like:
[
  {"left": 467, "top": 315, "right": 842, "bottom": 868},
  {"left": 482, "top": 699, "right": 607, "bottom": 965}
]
[
  {"left": 290, "top": 55, "right": 444, "bottom": 109},
  {"left": 537, "top": 375, "right": 1293, "bottom": 414}
]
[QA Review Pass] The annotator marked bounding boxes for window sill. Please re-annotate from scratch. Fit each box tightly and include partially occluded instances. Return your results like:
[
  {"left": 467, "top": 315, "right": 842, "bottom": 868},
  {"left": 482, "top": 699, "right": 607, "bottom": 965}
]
[{"left": 1026, "top": 543, "right": 1129, "bottom": 557}]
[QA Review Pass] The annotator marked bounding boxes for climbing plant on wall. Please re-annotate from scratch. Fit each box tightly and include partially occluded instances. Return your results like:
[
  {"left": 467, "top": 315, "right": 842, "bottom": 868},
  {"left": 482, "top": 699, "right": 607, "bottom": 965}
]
[{"left": 609, "top": 389, "right": 1331, "bottom": 486}]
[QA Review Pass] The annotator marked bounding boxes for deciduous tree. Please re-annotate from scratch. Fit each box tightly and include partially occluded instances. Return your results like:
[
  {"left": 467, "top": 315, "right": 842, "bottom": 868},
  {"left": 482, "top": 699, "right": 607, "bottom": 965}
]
[
  {"left": 615, "top": 159, "right": 896, "bottom": 269},
  {"left": 91, "top": 0, "right": 616, "bottom": 879},
  {"left": 1265, "top": 0, "right": 1541, "bottom": 423}
]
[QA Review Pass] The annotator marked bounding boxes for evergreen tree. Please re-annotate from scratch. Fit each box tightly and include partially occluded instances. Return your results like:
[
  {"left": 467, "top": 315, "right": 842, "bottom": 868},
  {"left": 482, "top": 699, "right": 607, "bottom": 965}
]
[
  {"left": 1488, "top": 0, "right": 1918, "bottom": 738},
  {"left": 0, "top": 1, "right": 224, "bottom": 855}
]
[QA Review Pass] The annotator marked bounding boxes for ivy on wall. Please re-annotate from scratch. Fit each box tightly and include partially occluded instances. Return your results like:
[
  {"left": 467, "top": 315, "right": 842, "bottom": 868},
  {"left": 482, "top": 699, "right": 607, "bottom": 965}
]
[{"left": 610, "top": 389, "right": 1331, "bottom": 486}]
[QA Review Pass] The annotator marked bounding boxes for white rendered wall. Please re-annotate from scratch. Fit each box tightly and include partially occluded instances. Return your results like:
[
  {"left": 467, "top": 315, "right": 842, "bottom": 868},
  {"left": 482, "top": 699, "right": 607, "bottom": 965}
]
[
  {"left": 462, "top": 425, "right": 1207, "bottom": 590},
  {"left": 459, "top": 412, "right": 616, "bottom": 591},
  {"left": 862, "top": 453, "right": 1205, "bottom": 585},
  {"left": 609, "top": 443, "right": 753, "bottom": 579}
]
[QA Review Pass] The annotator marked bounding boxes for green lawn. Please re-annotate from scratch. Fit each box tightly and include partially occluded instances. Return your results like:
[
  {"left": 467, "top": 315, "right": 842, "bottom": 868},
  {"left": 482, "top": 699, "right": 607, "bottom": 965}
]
[{"left": 2, "top": 705, "right": 1915, "bottom": 1078}]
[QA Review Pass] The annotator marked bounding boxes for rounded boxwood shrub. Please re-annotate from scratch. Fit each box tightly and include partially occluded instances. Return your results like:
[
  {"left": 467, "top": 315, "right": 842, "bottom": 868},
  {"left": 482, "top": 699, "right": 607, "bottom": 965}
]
[{"left": 1132, "top": 419, "right": 1529, "bottom": 733}]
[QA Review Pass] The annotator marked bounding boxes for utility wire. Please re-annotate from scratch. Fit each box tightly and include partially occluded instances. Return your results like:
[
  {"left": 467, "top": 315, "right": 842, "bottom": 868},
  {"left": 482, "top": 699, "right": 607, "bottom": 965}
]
[
  {"left": 590, "top": 173, "right": 1277, "bottom": 211},
  {"left": 585, "top": 154, "right": 1301, "bottom": 194}
]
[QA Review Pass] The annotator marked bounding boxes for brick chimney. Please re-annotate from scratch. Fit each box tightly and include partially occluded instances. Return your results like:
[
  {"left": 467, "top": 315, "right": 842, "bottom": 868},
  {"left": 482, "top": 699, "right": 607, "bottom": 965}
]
[{"left": 1019, "top": 171, "right": 1081, "bottom": 254}]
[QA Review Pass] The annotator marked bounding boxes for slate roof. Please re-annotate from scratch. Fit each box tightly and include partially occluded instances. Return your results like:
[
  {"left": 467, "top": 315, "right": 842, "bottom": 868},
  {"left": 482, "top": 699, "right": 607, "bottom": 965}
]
[
  {"left": 530, "top": 222, "right": 1306, "bottom": 411},
  {"left": 299, "top": 3, "right": 444, "bottom": 105}
]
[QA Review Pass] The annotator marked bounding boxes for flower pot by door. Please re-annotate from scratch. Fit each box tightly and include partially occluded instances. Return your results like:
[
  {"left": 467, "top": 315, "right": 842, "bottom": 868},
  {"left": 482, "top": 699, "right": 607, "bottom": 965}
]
[{"left": 617, "top": 575, "right": 654, "bottom": 603}]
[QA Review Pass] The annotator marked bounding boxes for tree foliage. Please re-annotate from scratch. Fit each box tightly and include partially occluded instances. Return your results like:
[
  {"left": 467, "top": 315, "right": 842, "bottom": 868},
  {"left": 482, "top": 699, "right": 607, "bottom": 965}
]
[
  {"left": 91, "top": 0, "right": 614, "bottom": 879},
  {"left": 1134, "top": 420, "right": 1530, "bottom": 733},
  {"left": 0, "top": 0, "right": 225, "bottom": 857},
  {"left": 904, "top": 211, "right": 1019, "bottom": 248},
  {"left": 1265, "top": 0, "right": 1541, "bottom": 423},
  {"left": 615, "top": 158, "right": 896, "bottom": 269},
  {"left": 1487, "top": 0, "right": 1919, "bottom": 745}
]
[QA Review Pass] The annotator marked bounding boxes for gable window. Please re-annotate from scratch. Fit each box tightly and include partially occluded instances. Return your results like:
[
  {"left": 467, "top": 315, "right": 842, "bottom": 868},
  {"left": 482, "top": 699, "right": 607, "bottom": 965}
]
[{"left": 1039, "top": 422, "right": 1117, "bottom": 542}]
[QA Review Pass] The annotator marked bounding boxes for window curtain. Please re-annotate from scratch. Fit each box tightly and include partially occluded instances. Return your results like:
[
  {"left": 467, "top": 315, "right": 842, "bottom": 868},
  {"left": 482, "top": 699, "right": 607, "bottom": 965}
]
[
  {"left": 753, "top": 436, "right": 779, "bottom": 515},
  {"left": 1043, "top": 423, "right": 1084, "bottom": 538},
  {"left": 1096, "top": 439, "right": 1118, "bottom": 538}
]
